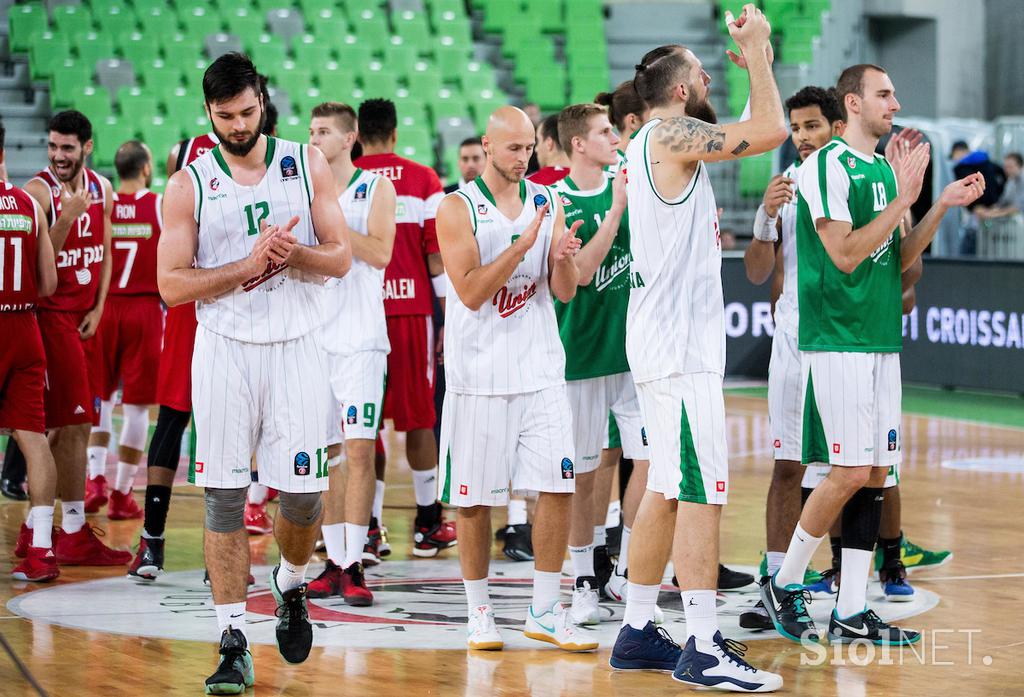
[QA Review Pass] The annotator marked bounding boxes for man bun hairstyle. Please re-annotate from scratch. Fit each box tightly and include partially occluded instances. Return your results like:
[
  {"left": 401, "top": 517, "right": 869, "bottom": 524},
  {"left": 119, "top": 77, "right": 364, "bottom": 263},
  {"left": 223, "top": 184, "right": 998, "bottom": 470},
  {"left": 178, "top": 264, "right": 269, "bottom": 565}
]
[
  {"left": 595, "top": 80, "right": 648, "bottom": 133},
  {"left": 633, "top": 45, "right": 691, "bottom": 109}
]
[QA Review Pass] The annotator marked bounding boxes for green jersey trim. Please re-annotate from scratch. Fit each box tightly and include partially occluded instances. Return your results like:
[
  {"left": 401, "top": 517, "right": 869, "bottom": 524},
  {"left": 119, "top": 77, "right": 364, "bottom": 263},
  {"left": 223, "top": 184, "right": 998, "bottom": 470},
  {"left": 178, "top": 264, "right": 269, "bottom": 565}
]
[
  {"left": 475, "top": 175, "right": 525, "bottom": 207},
  {"left": 186, "top": 163, "right": 202, "bottom": 221},
  {"left": 264, "top": 136, "right": 277, "bottom": 167},
  {"left": 560, "top": 175, "right": 609, "bottom": 197},
  {"left": 643, "top": 122, "right": 702, "bottom": 206},
  {"left": 347, "top": 167, "right": 363, "bottom": 188},
  {"left": 211, "top": 136, "right": 277, "bottom": 179},
  {"left": 299, "top": 143, "right": 312, "bottom": 205},
  {"left": 454, "top": 190, "right": 477, "bottom": 233}
]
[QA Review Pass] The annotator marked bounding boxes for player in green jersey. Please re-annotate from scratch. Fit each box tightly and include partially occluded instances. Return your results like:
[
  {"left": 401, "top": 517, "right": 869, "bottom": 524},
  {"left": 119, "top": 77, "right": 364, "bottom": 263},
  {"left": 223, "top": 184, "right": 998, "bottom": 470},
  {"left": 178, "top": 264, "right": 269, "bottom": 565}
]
[{"left": 761, "top": 63, "right": 985, "bottom": 647}]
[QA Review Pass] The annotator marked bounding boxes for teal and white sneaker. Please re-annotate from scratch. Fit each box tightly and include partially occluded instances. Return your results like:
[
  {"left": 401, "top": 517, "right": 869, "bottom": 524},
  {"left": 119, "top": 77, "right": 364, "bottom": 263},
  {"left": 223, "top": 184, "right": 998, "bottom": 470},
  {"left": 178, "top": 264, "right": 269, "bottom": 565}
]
[
  {"left": 205, "top": 627, "right": 254, "bottom": 695},
  {"left": 523, "top": 603, "right": 599, "bottom": 652},
  {"left": 828, "top": 608, "right": 921, "bottom": 645},
  {"left": 467, "top": 604, "right": 503, "bottom": 650}
]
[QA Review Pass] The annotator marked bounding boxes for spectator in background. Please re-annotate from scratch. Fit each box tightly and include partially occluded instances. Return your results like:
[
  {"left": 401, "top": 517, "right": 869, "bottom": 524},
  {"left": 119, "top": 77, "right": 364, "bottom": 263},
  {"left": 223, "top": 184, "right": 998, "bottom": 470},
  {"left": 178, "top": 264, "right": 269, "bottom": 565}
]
[
  {"left": 524, "top": 103, "right": 542, "bottom": 174},
  {"left": 263, "top": 100, "right": 278, "bottom": 136},
  {"left": 443, "top": 137, "right": 485, "bottom": 194},
  {"left": 953, "top": 146, "right": 1007, "bottom": 255},
  {"left": 976, "top": 153, "right": 1024, "bottom": 220},
  {"left": 949, "top": 140, "right": 969, "bottom": 163},
  {"left": 528, "top": 113, "right": 570, "bottom": 185}
]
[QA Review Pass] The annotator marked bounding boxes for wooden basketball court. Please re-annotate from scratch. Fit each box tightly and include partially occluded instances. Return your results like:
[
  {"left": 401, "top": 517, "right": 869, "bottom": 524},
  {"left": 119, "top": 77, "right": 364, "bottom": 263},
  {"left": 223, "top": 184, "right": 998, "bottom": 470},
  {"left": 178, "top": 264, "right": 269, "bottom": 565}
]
[{"left": 1, "top": 389, "right": 1022, "bottom": 696}]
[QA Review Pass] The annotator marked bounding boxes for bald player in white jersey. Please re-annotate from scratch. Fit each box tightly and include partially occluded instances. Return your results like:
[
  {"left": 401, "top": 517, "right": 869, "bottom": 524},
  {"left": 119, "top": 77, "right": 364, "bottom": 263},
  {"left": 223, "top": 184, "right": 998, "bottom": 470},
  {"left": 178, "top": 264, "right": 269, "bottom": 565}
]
[
  {"left": 435, "top": 106, "right": 596, "bottom": 653},
  {"left": 306, "top": 101, "right": 396, "bottom": 607},
  {"left": 607, "top": 6, "right": 786, "bottom": 691},
  {"left": 158, "top": 53, "right": 351, "bottom": 693}
]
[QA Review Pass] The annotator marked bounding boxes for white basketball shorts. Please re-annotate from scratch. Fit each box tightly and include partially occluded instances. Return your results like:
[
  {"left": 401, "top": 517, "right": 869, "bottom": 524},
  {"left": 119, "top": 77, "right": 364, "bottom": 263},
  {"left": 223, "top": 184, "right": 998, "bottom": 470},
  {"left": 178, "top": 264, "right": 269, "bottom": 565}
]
[
  {"left": 326, "top": 349, "right": 387, "bottom": 444},
  {"left": 567, "top": 371, "right": 649, "bottom": 474}
]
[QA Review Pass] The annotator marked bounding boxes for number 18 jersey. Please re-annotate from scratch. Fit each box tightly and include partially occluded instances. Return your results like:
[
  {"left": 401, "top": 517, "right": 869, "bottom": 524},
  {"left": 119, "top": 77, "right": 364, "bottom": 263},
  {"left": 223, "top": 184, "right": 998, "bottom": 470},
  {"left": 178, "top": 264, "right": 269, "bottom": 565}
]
[{"left": 185, "top": 136, "right": 324, "bottom": 344}]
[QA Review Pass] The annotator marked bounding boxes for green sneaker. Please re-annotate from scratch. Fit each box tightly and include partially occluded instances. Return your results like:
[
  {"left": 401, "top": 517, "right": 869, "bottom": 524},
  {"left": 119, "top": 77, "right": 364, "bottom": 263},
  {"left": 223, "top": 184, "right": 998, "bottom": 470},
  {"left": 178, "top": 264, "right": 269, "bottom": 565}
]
[
  {"left": 759, "top": 554, "right": 823, "bottom": 585},
  {"left": 873, "top": 538, "right": 952, "bottom": 573},
  {"left": 205, "top": 627, "right": 254, "bottom": 695}
]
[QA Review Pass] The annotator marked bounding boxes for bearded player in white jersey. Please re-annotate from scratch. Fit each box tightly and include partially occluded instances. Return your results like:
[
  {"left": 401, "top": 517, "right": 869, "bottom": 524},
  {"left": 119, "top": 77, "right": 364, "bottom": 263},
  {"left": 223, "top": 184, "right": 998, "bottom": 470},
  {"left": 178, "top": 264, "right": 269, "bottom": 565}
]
[
  {"left": 158, "top": 53, "right": 352, "bottom": 694},
  {"left": 434, "top": 106, "right": 595, "bottom": 652},
  {"left": 608, "top": 6, "right": 787, "bottom": 691},
  {"left": 306, "top": 101, "right": 396, "bottom": 607}
]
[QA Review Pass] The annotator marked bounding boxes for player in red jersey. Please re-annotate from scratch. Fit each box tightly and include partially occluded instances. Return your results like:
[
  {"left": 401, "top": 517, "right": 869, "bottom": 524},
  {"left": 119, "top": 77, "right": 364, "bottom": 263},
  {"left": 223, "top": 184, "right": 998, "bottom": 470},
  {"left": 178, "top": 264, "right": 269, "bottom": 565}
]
[
  {"left": 84, "top": 141, "right": 162, "bottom": 523},
  {"left": 528, "top": 113, "right": 570, "bottom": 186},
  {"left": 1, "top": 123, "right": 62, "bottom": 581},
  {"left": 354, "top": 99, "right": 456, "bottom": 558},
  {"left": 23, "top": 110, "right": 131, "bottom": 566}
]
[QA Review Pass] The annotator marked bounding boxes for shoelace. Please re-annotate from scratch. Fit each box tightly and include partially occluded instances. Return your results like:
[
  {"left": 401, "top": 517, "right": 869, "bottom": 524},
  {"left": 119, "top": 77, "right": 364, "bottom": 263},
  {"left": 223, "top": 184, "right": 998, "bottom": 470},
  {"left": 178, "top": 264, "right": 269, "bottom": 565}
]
[
  {"left": 348, "top": 564, "right": 367, "bottom": 587},
  {"left": 780, "top": 587, "right": 813, "bottom": 622},
  {"left": 881, "top": 561, "right": 908, "bottom": 585},
  {"left": 653, "top": 626, "right": 680, "bottom": 652},
  {"left": 275, "top": 585, "right": 309, "bottom": 622},
  {"left": 859, "top": 609, "right": 892, "bottom": 634},
  {"left": 716, "top": 637, "right": 756, "bottom": 672}
]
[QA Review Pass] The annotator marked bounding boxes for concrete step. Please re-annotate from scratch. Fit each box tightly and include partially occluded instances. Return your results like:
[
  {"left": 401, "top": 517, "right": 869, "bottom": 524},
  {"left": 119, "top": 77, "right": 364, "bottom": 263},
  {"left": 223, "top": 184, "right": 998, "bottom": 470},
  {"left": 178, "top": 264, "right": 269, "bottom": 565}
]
[{"left": 606, "top": 2, "right": 716, "bottom": 42}]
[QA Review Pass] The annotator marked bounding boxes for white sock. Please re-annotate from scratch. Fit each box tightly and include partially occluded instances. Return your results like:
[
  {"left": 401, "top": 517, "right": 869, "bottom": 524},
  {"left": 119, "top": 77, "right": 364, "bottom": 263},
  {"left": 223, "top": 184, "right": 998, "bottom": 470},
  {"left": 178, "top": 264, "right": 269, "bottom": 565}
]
[
  {"left": 622, "top": 582, "right": 659, "bottom": 629},
  {"left": 569, "top": 544, "right": 595, "bottom": 579},
  {"left": 836, "top": 548, "right": 872, "bottom": 618},
  {"left": 114, "top": 461, "right": 139, "bottom": 494},
  {"left": 344, "top": 523, "right": 368, "bottom": 568},
  {"left": 321, "top": 523, "right": 346, "bottom": 565},
  {"left": 619, "top": 526, "right": 632, "bottom": 572},
  {"left": 247, "top": 482, "right": 269, "bottom": 505},
  {"left": 464, "top": 577, "right": 490, "bottom": 611},
  {"left": 776, "top": 523, "right": 824, "bottom": 587},
  {"left": 605, "top": 499, "right": 621, "bottom": 529},
  {"left": 215, "top": 602, "right": 248, "bottom": 641},
  {"left": 87, "top": 446, "right": 107, "bottom": 479},
  {"left": 531, "top": 569, "right": 562, "bottom": 614},
  {"left": 372, "top": 480, "right": 386, "bottom": 522},
  {"left": 593, "top": 525, "right": 607, "bottom": 547},
  {"left": 276, "top": 558, "right": 308, "bottom": 592},
  {"left": 766, "top": 551, "right": 786, "bottom": 577},
  {"left": 506, "top": 498, "right": 528, "bottom": 526},
  {"left": 411, "top": 468, "right": 438, "bottom": 507},
  {"left": 61, "top": 501, "right": 85, "bottom": 534},
  {"left": 30, "top": 506, "right": 54, "bottom": 548},
  {"left": 682, "top": 589, "right": 718, "bottom": 641}
]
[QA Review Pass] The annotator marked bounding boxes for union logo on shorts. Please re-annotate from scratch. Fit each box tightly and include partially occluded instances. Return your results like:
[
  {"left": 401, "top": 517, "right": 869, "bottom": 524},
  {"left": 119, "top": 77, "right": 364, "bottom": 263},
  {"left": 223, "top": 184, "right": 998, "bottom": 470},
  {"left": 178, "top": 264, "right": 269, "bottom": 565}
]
[
  {"left": 294, "top": 451, "right": 311, "bottom": 476},
  {"left": 716, "top": 480, "right": 726, "bottom": 493},
  {"left": 346, "top": 405, "right": 358, "bottom": 425},
  {"left": 195, "top": 461, "right": 204, "bottom": 473},
  {"left": 641, "top": 427, "right": 648, "bottom": 446},
  {"left": 280, "top": 155, "right": 299, "bottom": 179},
  {"left": 561, "top": 457, "right": 574, "bottom": 480},
  {"left": 833, "top": 443, "right": 841, "bottom": 454},
  {"left": 774, "top": 439, "right": 782, "bottom": 448},
  {"left": 459, "top": 484, "right": 468, "bottom": 495},
  {"left": 887, "top": 429, "right": 898, "bottom": 451}
]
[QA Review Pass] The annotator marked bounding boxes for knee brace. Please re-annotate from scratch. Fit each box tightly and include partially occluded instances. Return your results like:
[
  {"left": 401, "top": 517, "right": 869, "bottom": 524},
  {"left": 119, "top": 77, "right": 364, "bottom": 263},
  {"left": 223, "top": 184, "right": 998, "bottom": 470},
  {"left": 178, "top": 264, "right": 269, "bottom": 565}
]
[
  {"left": 93, "top": 399, "right": 114, "bottom": 435},
  {"left": 840, "top": 486, "right": 884, "bottom": 551},
  {"left": 147, "top": 406, "right": 191, "bottom": 472},
  {"left": 119, "top": 403, "right": 150, "bottom": 451},
  {"left": 204, "top": 487, "right": 247, "bottom": 533},
  {"left": 277, "top": 491, "right": 322, "bottom": 527}
]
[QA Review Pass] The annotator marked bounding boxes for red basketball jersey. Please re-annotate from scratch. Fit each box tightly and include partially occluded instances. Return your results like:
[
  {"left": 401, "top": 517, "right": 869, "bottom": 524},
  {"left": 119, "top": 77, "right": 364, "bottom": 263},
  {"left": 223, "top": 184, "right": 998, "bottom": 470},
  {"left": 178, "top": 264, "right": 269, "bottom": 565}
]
[
  {"left": 176, "top": 132, "right": 219, "bottom": 171},
  {"left": 109, "top": 189, "right": 162, "bottom": 297},
  {"left": 527, "top": 166, "right": 569, "bottom": 186},
  {"left": 0, "top": 180, "right": 41, "bottom": 311},
  {"left": 32, "top": 167, "right": 107, "bottom": 313}
]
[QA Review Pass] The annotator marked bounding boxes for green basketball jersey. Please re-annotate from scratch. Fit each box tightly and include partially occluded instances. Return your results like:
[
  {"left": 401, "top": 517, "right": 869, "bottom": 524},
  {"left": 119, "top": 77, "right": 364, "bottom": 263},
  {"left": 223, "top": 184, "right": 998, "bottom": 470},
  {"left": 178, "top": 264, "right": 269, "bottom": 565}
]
[
  {"left": 553, "top": 173, "right": 631, "bottom": 380},
  {"left": 795, "top": 137, "right": 902, "bottom": 353}
]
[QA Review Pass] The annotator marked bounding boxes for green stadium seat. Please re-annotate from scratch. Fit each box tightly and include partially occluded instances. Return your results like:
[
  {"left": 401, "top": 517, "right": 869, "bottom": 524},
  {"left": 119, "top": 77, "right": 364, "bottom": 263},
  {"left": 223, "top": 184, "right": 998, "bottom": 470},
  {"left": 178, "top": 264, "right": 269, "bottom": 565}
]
[
  {"left": 570, "top": 69, "right": 610, "bottom": 102},
  {"left": 352, "top": 9, "right": 389, "bottom": 46},
  {"left": 139, "top": 117, "right": 184, "bottom": 171},
  {"left": 294, "top": 86, "right": 326, "bottom": 118},
  {"left": 74, "top": 32, "right": 117, "bottom": 70},
  {"left": 298, "top": 0, "right": 343, "bottom": 19},
  {"left": 221, "top": 7, "right": 267, "bottom": 39},
  {"left": 335, "top": 41, "right": 375, "bottom": 71},
  {"left": 157, "top": 85, "right": 196, "bottom": 118},
  {"left": 94, "top": 5, "right": 138, "bottom": 36},
  {"left": 524, "top": 70, "right": 566, "bottom": 111},
  {"left": 398, "top": 102, "right": 431, "bottom": 132},
  {"left": 317, "top": 63, "right": 358, "bottom": 97},
  {"left": 294, "top": 34, "right": 335, "bottom": 65},
  {"left": 392, "top": 10, "right": 432, "bottom": 42},
  {"left": 458, "top": 63, "right": 498, "bottom": 94},
  {"left": 393, "top": 93, "right": 428, "bottom": 121},
  {"left": 118, "top": 86, "right": 159, "bottom": 124},
  {"left": 28, "top": 32, "right": 71, "bottom": 80},
  {"left": 137, "top": 58, "right": 184, "bottom": 91},
  {"left": 405, "top": 64, "right": 443, "bottom": 100},
  {"left": 50, "top": 61, "right": 93, "bottom": 108},
  {"left": 344, "top": 0, "right": 384, "bottom": 15},
  {"left": 802, "top": 0, "right": 831, "bottom": 15},
  {"left": 359, "top": 64, "right": 399, "bottom": 99},
  {"left": 563, "top": 0, "right": 602, "bottom": 24},
  {"left": 522, "top": 0, "right": 565, "bottom": 32},
  {"left": 382, "top": 41, "right": 419, "bottom": 76},
  {"left": 310, "top": 9, "right": 351, "bottom": 41},
  {"left": 117, "top": 32, "right": 152, "bottom": 68},
  {"left": 246, "top": 34, "right": 289, "bottom": 67},
  {"left": 179, "top": 7, "right": 224, "bottom": 41},
  {"left": 429, "top": 89, "right": 470, "bottom": 120},
  {"left": 8, "top": 3, "right": 48, "bottom": 54},
  {"left": 739, "top": 153, "right": 773, "bottom": 197},
  {"left": 430, "top": 0, "right": 467, "bottom": 26},
  {"left": 466, "top": 88, "right": 507, "bottom": 130},
  {"left": 432, "top": 16, "right": 472, "bottom": 46},
  {"left": 266, "top": 61, "right": 314, "bottom": 94},
  {"left": 434, "top": 44, "right": 471, "bottom": 76},
  {"left": 52, "top": 5, "right": 95, "bottom": 44},
  {"left": 137, "top": 5, "right": 172, "bottom": 36},
  {"left": 183, "top": 58, "right": 210, "bottom": 91},
  {"left": 277, "top": 114, "right": 309, "bottom": 143},
  {"left": 68, "top": 85, "right": 114, "bottom": 123},
  {"left": 161, "top": 34, "right": 204, "bottom": 67},
  {"left": 481, "top": 1, "right": 518, "bottom": 34},
  {"left": 91, "top": 115, "right": 123, "bottom": 170}
]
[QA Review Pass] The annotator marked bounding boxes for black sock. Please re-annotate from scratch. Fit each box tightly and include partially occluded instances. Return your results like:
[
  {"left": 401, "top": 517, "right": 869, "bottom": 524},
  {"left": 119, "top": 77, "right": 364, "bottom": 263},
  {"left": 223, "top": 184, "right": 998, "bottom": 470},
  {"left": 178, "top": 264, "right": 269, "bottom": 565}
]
[
  {"left": 143, "top": 485, "right": 172, "bottom": 538},
  {"left": 415, "top": 502, "right": 439, "bottom": 528},
  {"left": 147, "top": 406, "right": 191, "bottom": 471},
  {"left": 878, "top": 533, "right": 902, "bottom": 568},
  {"left": 830, "top": 535, "right": 843, "bottom": 570},
  {"left": 800, "top": 486, "right": 813, "bottom": 507},
  {"left": 3, "top": 438, "right": 27, "bottom": 485}
]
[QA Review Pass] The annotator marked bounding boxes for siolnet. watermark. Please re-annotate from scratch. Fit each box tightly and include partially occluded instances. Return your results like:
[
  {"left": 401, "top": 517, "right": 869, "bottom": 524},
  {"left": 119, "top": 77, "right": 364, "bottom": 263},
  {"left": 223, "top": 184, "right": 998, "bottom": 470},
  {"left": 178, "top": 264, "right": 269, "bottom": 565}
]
[{"left": 799, "top": 629, "right": 993, "bottom": 667}]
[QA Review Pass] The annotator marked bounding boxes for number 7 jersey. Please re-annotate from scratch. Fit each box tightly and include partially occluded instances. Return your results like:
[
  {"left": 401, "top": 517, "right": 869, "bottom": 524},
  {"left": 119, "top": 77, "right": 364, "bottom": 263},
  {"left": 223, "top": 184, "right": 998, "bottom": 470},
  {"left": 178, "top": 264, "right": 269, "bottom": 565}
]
[{"left": 185, "top": 136, "right": 325, "bottom": 344}]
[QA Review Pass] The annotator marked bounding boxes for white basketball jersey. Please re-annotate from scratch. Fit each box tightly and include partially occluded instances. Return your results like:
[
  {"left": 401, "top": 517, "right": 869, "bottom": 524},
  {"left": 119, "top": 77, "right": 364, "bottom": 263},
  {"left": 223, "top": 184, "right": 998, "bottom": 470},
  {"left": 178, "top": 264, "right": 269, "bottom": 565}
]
[
  {"left": 186, "top": 137, "right": 325, "bottom": 344},
  {"left": 444, "top": 177, "right": 566, "bottom": 396},
  {"left": 624, "top": 118, "right": 725, "bottom": 382},
  {"left": 323, "top": 168, "right": 390, "bottom": 355},
  {"left": 774, "top": 160, "right": 800, "bottom": 338}
]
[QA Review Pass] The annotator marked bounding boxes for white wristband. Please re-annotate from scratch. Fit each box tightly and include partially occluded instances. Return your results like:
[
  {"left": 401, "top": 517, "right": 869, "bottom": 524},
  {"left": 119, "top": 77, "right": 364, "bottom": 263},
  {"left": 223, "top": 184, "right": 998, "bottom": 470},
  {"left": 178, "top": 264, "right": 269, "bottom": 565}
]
[
  {"left": 431, "top": 272, "right": 448, "bottom": 298},
  {"left": 753, "top": 204, "right": 779, "bottom": 243}
]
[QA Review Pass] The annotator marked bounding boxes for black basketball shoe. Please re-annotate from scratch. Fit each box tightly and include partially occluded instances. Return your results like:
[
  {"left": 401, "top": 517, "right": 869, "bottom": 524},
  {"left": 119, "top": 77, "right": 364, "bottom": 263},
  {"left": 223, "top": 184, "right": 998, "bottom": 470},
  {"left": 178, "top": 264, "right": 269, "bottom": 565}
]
[
  {"left": 204, "top": 627, "right": 254, "bottom": 695},
  {"left": 269, "top": 566, "right": 314, "bottom": 664},
  {"left": 502, "top": 523, "right": 534, "bottom": 561}
]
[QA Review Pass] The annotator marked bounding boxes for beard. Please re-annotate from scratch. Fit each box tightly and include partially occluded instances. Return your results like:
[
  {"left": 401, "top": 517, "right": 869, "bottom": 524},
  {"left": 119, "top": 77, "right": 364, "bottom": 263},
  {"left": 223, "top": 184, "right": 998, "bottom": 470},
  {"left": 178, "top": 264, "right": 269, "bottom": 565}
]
[
  {"left": 492, "top": 160, "right": 523, "bottom": 184},
  {"left": 686, "top": 90, "right": 718, "bottom": 124},
  {"left": 212, "top": 109, "right": 266, "bottom": 157},
  {"left": 50, "top": 154, "right": 85, "bottom": 183}
]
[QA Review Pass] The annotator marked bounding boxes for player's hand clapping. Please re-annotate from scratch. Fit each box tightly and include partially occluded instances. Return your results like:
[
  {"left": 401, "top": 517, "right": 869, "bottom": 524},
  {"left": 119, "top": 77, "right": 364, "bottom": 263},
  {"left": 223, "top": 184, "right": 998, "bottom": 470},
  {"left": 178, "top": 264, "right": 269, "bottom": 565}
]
[
  {"left": 894, "top": 142, "right": 931, "bottom": 206},
  {"left": 610, "top": 169, "right": 627, "bottom": 214},
  {"left": 885, "top": 127, "right": 924, "bottom": 164},
  {"left": 554, "top": 220, "right": 583, "bottom": 263},
  {"left": 515, "top": 203, "right": 549, "bottom": 252},
  {"left": 940, "top": 172, "right": 986, "bottom": 209},
  {"left": 761, "top": 174, "right": 794, "bottom": 217}
]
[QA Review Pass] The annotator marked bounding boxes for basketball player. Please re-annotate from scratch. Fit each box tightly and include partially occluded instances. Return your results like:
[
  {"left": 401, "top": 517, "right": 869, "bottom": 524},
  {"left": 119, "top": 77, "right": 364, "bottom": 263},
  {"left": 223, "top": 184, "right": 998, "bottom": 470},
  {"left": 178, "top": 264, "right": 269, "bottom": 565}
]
[
  {"left": 23, "top": 111, "right": 130, "bottom": 567},
  {"left": 2, "top": 122, "right": 61, "bottom": 582},
  {"left": 306, "top": 102, "right": 396, "bottom": 606},
  {"left": 528, "top": 113, "right": 570, "bottom": 186},
  {"left": 158, "top": 53, "right": 351, "bottom": 692},
  {"left": 84, "top": 141, "right": 161, "bottom": 523},
  {"left": 355, "top": 98, "right": 455, "bottom": 561},
  {"left": 550, "top": 103, "right": 650, "bottom": 627},
  {"left": 608, "top": 7, "right": 785, "bottom": 689},
  {"left": 761, "top": 63, "right": 984, "bottom": 647},
  {"left": 435, "top": 105, "right": 595, "bottom": 652},
  {"left": 596, "top": 80, "right": 649, "bottom": 176},
  {"left": 444, "top": 137, "right": 485, "bottom": 194}
]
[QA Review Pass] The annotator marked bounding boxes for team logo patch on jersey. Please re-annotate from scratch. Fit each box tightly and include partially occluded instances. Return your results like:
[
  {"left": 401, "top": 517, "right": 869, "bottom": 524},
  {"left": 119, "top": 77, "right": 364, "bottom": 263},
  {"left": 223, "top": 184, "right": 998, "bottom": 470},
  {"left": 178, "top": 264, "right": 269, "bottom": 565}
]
[
  {"left": 560, "top": 194, "right": 573, "bottom": 206},
  {"left": 888, "top": 429, "right": 898, "bottom": 451},
  {"left": 209, "top": 177, "right": 220, "bottom": 191},
  {"left": 561, "top": 457, "right": 574, "bottom": 480},
  {"left": 477, "top": 203, "right": 488, "bottom": 215},
  {"left": 493, "top": 274, "right": 537, "bottom": 318},
  {"left": 847, "top": 156, "right": 857, "bottom": 169},
  {"left": 294, "top": 451, "right": 311, "bottom": 476},
  {"left": 346, "top": 405, "right": 358, "bottom": 425},
  {"left": 354, "top": 182, "right": 368, "bottom": 201},
  {"left": 280, "top": 155, "right": 299, "bottom": 179}
]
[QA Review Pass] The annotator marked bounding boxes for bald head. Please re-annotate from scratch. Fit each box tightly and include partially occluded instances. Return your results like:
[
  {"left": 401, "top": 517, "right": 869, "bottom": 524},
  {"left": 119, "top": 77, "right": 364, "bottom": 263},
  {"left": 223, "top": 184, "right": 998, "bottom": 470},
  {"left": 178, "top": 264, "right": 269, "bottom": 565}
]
[{"left": 482, "top": 106, "right": 536, "bottom": 184}]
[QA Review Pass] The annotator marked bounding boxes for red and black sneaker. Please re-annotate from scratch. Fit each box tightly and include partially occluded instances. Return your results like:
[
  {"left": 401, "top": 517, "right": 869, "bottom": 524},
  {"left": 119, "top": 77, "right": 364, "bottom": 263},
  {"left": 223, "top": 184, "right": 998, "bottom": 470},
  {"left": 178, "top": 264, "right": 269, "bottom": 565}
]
[
  {"left": 84, "top": 475, "right": 109, "bottom": 514},
  {"left": 108, "top": 489, "right": 144, "bottom": 521},
  {"left": 127, "top": 536, "right": 165, "bottom": 580},
  {"left": 413, "top": 504, "right": 457, "bottom": 558},
  {"left": 55, "top": 523, "right": 132, "bottom": 566},
  {"left": 363, "top": 518, "right": 382, "bottom": 567},
  {"left": 15, "top": 522, "right": 31, "bottom": 558},
  {"left": 12, "top": 547, "right": 60, "bottom": 582},
  {"left": 339, "top": 562, "right": 373, "bottom": 606},
  {"left": 307, "top": 559, "right": 344, "bottom": 599},
  {"left": 244, "top": 501, "right": 273, "bottom": 535}
]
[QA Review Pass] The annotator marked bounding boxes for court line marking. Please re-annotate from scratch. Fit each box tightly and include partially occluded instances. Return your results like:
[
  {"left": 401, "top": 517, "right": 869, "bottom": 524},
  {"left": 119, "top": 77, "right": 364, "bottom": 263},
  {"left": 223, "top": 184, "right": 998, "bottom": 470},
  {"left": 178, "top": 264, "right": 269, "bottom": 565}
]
[{"left": 916, "top": 572, "right": 1024, "bottom": 582}]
